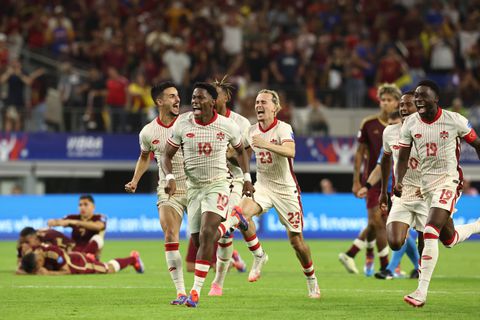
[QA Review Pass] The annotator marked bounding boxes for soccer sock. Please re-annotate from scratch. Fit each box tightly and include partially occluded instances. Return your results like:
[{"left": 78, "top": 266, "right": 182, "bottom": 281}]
[
  {"left": 386, "top": 242, "right": 407, "bottom": 273},
  {"left": 378, "top": 247, "right": 389, "bottom": 270},
  {"left": 244, "top": 234, "right": 264, "bottom": 257},
  {"left": 83, "top": 240, "right": 99, "bottom": 255},
  {"left": 192, "top": 260, "right": 211, "bottom": 296},
  {"left": 113, "top": 257, "right": 136, "bottom": 270},
  {"left": 217, "top": 224, "right": 228, "bottom": 239},
  {"left": 302, "top": 260, "right": 316, "bottom": 279},
  {"left": 212, "top": 235, "right": 234, "bottom": 288},
  {"left": 442, "top": 221, "right": 480, "bottom": 248},
  {"left": 418, "top": 224, "right": 440, "bottom": 294},
  {"left": 366, "top": 240, "right": 376, "bottom": 259},
  {"left": 165, "top": 242, "right": 186, "bottom": 295},
  {"left": 346, "top": 238, "right": 365, "bottom": 258},
  {"left": 405, "top": 235, "right": 420, "bottom": 270}
]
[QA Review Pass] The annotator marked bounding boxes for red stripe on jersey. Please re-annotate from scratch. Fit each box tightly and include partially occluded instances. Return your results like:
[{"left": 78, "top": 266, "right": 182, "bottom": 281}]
[
  {"left": 167, "top": 139, "right": 179, "bottom": 148},
  {"left": 420, "top": 108, "right": 442, "bottom": 124},
  {"left": 281, "top": 139, "right": 294, "bottom": 144},
  {"left": 194, "top": 269, "right": 209, "bottom": 278},
  {"left": 225, "top": 108, "right": 231, "bottom": 118},
  {"left": 194, "top": 111, "right": 218, "bottom": 126},
  {"left": 463, "top": 128, "right": 478, "bottom": 144},
  {"left": 219, "top": 241, "right": 233, "bottom": 248},
  {"left": 156, "top": 116, "right": 177, "bottom": 128},
  {"left": 165, "top": 243, "right": 179, "bottom": 251},
  {"left": 232, "top": 142, "right": 242, "bottom": 149},
  {"left": 259, "top": 117, "right": 278, "bottom": 133},
  {"left": 399, "top": 143, "right": 411, "bottom": 148},
  {"left": 455, "top": 138, "right": 464, "bottom": 188}
]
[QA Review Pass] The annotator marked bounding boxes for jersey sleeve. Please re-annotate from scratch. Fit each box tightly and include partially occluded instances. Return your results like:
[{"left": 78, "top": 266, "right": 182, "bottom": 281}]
[
  {"left": 382, "top": 128, "right": 392, "bottom": 155},
  {"left": 278, "top": 123, "right": 295, "bottom": 144},
  {"left": 399, "top": 117, "right": 413, "bottom": 147},
  {"left": 139, "top": 128, "right": 151, "bottom": 153},
  {"left": 455, "top": 113, "right": 478, "bottom": 143},
  {"left": 357, "top": 119, "right": 369, "bottom": 144},
  {"left": 243, "top": 126, "right": 252, "bottom": 148},
  {"left": 167, "top": 120, "right": 182, "bottom": 148},
  {"left": 93, "top": 214, "right": 107, "bottom": 230},
  {"left": 228, "top": 120, "right": 242, "bottom": 148},
  {"left": 45, "top": 245, "right": 67, "bottom": 269}
]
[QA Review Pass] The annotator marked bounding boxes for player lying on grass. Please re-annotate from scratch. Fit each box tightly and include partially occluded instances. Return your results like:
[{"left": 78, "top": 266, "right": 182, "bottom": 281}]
[{"left": 18, "top": 243, "right": 144, "bottom": 275}]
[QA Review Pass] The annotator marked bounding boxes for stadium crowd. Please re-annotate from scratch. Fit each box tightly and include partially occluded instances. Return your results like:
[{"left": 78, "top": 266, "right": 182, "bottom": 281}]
[{"left": 0, "top": 0, "right": 480, "bottom": 133}]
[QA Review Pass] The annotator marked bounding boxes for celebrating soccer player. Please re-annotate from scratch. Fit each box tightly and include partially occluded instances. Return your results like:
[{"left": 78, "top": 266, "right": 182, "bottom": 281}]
[
  {"left": 125, "top": 81, "right": 190, "bottom": 305},
  {"left": 396, "top": 80, "right": 480, "bottom": 307},
  {"left": 161, "top": 82, "right": 253, "bottom": 307}
]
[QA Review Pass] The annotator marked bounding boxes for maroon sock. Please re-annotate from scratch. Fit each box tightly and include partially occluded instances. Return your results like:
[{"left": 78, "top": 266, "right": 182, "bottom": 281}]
[
  {"left": 346, "top": 245, "right": 360, "bottom": 258},
  {"left": 380, "top": 256, "right": 389, "bottom": 270},
  {"left": 114, "top": 257, "right": 136, "bottom": 270},
  {"left": 366, "top": 248, "right": 374, "bottom": 259},
  {"left": 83, "top": 241, "right": 99, "bottom": 255}
]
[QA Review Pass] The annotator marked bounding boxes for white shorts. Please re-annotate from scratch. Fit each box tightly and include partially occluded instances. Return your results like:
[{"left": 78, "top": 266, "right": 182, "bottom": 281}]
[
  {"left": 187, "top": 180, "right": 231, "bottom": 234},
  {"left": 253, "top": 183, "right": 303, "bottom": 233},
  {"left": 156, "top": 191, "right": 187, "bottom": 218},
  {"left": 425, "top": 180, "right": 462, "bottom": 214},
  {"left": 387, "top": 196, "right": 429, "bottom": 232}
]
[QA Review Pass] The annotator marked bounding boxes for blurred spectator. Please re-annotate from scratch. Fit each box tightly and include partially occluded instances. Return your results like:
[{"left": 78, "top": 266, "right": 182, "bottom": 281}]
[
  {"left": 29, "top": 69, "right": 48, "bottom": 132},
  {"left": 10, "top": 184, "right": 23, "bottom": 195},
  {"left": 105, "top": 67, "right": 129, "bottom": 133},
  {"left": 0, "top": 33, "right": 8, "bottom": 73},
  {"left": 128, "top": 73, "right": 155, "bottom": 130},
  {"left": 448, "top": 97, "right": 469, "bottom": 118},
  {"left": 84, "top": 68, "right": 106, "bottom": 132},
  {"left": 162, "top": 40, "right": 191, "bottom": 96},
  {"left": 46, "top": 5, "right": 75, "bottom": 56},
  {"left": 375, "top": 47, "right": 407, "bottom": 85},
  {"left": 324, "top": 46, "right": 346, "bottom": 107},
  {"left": 463, "top": 178, "right": 479, "bottom": 196},
  {"left": 307, "top": 99, "right": 329, "bottom": 137},
  {"left": 458, "top": 70, "right": 480, "bottom": 106},
  {"left": 7, "top": 27, "right": 23, "bottom": 61},
  {"left": 320, "top": 178, "right": 336, "bottom": 194}
]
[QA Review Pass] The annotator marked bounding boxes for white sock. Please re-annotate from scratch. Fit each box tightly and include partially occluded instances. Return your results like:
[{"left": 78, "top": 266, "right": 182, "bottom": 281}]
[
  {"left": 165, "top": 243, "right": 185, "bottom": 295},
  {"left": 244, "top": 234, "right": 264, "bottom": 257},
  {"left": 443, "top": 221, "right": 480, "bottom": 247},
  {"left": 353, "top": 238, "right": 366, "bottom": 250},
  {"left": 192, "top": 259, "right": 211, "bottom": 295},
  {"left": 212, "top": 235, "right": 234, "bottom": 287},
  {"left": 418, "top": 225, "right": 440, "bottom": 294}
]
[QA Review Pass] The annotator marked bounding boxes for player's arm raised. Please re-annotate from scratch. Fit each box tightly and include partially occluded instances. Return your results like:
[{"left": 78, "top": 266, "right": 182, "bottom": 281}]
[
  {"left": 125, "top": 151, "right": 150, "bottom": 193},
  {"left": 161, "top": 142, "right": 179, "bottom": 197},
  {"left": 251, "top": 135, "right": 295, "bottom": 158}
]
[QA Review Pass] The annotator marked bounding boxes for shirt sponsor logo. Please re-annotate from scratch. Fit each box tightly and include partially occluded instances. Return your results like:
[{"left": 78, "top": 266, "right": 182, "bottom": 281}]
[
  {"left": 414, "top": 133, "right": 422, "bottom": 139},
  {"left": 440, "top": 131, "right": 449, "bottom": 139},
  {"left": 186, "top": 133, "right": 195, "bottom": 138}
]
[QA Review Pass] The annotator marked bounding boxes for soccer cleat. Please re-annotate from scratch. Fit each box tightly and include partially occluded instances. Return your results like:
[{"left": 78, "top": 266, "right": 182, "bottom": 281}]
[
  {"left": 338, "top": 253, "right": 359, "bottom": 274},
  {"left": 248, "top": 252, "right": 269, "bottom": 282},
  {"left": 374, "top": 269, "right": 393, "bottom": 280},
  {"left": 208, "top": 282, "right": 223, "bottom": 296},
  {"left": 185, "top": 290, "right": 199, "bottom": 308},
  {"left": 231, "top": 206, "right": 249, "bottom": 231},
  {"left": 404, "top": 289, "right": 427, "bottom": 307},
  {"left": 232, "top": 250, "right": 247, "bottom": 272},
  {"left": 364, "top": 256, "right": 374, "bottom": 277},
  {"left": 170, "top": 294, "right": 188, "bottom": 305},
  {"left": 409, "top": 269, "right": 419, "bottom": 279},
  {"left": 130, "top": 251, "right": 144, "bottom": 273},
  {"left": 307, "top": 278, "right": 321, "bottom": 299}
]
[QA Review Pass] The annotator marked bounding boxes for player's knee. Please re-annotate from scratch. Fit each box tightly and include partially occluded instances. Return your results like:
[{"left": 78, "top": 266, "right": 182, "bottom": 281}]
[
  {"left": 388, "top": 238, "right": 404, "bottom": 251},
  {"left": 90, "top": 235, "right": 104, "bottom": 249},
  {"left": 163, "top": 228, "right": 178, "bottom": 243},
  {"left": 289, "top": 236, "right": 306, "bottom": 252}
]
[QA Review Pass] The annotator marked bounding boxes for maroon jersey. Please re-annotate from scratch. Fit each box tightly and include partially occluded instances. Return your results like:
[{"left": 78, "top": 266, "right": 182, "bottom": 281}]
[
  {"left": 357, "top": 115, "right": 387, "bottom": 185},
  {"left": 63, "top": 214, "right": 107, "bottom": 250},
  {"left": 37, "top": 229, "right": 74, "bottom": 252},
  {"left": 35, "top": 244, "right": 67, "bottom": 271}
]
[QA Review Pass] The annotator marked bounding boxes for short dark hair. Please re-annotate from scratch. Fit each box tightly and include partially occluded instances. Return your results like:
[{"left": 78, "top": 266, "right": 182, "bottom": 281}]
[
  {"left": 151, "top": 81, "right": 177, "bottom": 101},
  {"left": 193, "top": 82, "right": 218, "bottom": 100},
  {"left": 403, "top": 90, "right": 415, "bottom": 96},
  {"left": 19, "top": 227, "right": 36, "bottom": 238},
  {"left": 21, "top": 252, "right": 37, "bottom": 274},
  {"left": 417, "top": 80, "right": 440, "bottom": 98},
  {"left": 389, "top": 111, "right": 401, "bottom": 120},
  {"left": 79, "top": 194, "right": 94, "bottom": 204}
]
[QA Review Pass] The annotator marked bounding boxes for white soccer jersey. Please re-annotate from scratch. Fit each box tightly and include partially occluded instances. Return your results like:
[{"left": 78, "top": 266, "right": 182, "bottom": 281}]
[
  {"left": 399, "top": 108, "right": 477, "bottom": 193},
  {"left": 167, "top": 111, "right": 242, "bottom": 187},
  {"left": 383, "top": 123, "right": 422, "bottom": 202},
  {"left": 225, "top": 109, "right": 251, "bottom": 181},
  {"left": 245, "top": 118, "right": 299, "bottom": 195},
  {"left": 139, "top": 117, "right": 187, "bottom": 195}
]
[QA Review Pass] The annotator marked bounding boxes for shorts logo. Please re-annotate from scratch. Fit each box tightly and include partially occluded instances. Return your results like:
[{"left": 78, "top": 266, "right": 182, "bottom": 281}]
[
  {"left": 152, "top": 140, "right": 159, "bottom": 144},
  {"left": 393, "top": 145, "right": 400, "bottom": 150},
  {"left": 439, "top": 199, "right": 447, "bottom": 204},
  {"left": 440, "top": 131, "right": 449, "bottom": 139},
  {"left": 414, "top": 133, "right": 422, "bottom": 139},
  {"left": 216, "top": 132, "right": 225, "bottom": 141},
  {"left": 186, "top": 133, "right": 195, "bottom": 138}
]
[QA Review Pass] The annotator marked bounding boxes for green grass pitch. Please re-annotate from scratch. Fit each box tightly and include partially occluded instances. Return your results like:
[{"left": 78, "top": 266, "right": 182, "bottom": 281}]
[{"left": 1, "top": 239, "right": 479, "bottom": 319}]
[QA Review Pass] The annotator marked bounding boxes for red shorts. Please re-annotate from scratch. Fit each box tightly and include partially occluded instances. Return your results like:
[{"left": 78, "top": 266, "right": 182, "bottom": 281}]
[
  {"left": 185, "top": 237, "right": 218, "bottom": 265},
  {"left": 366, "top": 187, "right": 381, "bottom": 209}
]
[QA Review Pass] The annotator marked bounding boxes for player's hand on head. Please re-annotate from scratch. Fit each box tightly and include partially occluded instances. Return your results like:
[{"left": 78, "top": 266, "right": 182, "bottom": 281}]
[
  {"left": 124, "top": 181, "right": 137, "bottom": 193},
  {"left": 356, "top": 187, "right": 367, "bottom": 198}
]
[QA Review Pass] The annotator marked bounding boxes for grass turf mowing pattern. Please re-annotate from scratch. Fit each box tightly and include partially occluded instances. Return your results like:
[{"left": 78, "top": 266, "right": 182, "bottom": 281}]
[{"left": 1, "top": 239, "right": 479, "bottom": 319}]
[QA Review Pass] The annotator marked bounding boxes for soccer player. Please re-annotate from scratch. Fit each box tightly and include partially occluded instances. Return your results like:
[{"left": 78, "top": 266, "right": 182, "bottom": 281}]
[
  {"left": 339, "top": 83, "right": 400, "bottom": 275},
  {"left": 161, "top": 82, "right": 254, "bottom": 307},
  {"left": 124, "top": 81, "right": 189, "bottom": 305},
  {"left": 227, "top": 89, "right": 321, "bottom": 298},
  {"left": 396, "top": 80, "right": 480, "bottom": 307},
  {"left": 19, "top": 244, "right": 144, "bottom": 275},
  {"left": 208, "top": 76, "right": 252, "bottom": 296},
  {"left": 48, "top": 195, "right": 106, "bottom": 256}
]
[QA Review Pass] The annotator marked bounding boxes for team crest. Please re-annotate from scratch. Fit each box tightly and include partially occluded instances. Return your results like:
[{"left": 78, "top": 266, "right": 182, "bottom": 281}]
[
  {"left": 440, "top": 131, "right": 449, "bottom": 139},
  {"left": 216, "top": 132, "right": 225, "bottom": 141}
]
